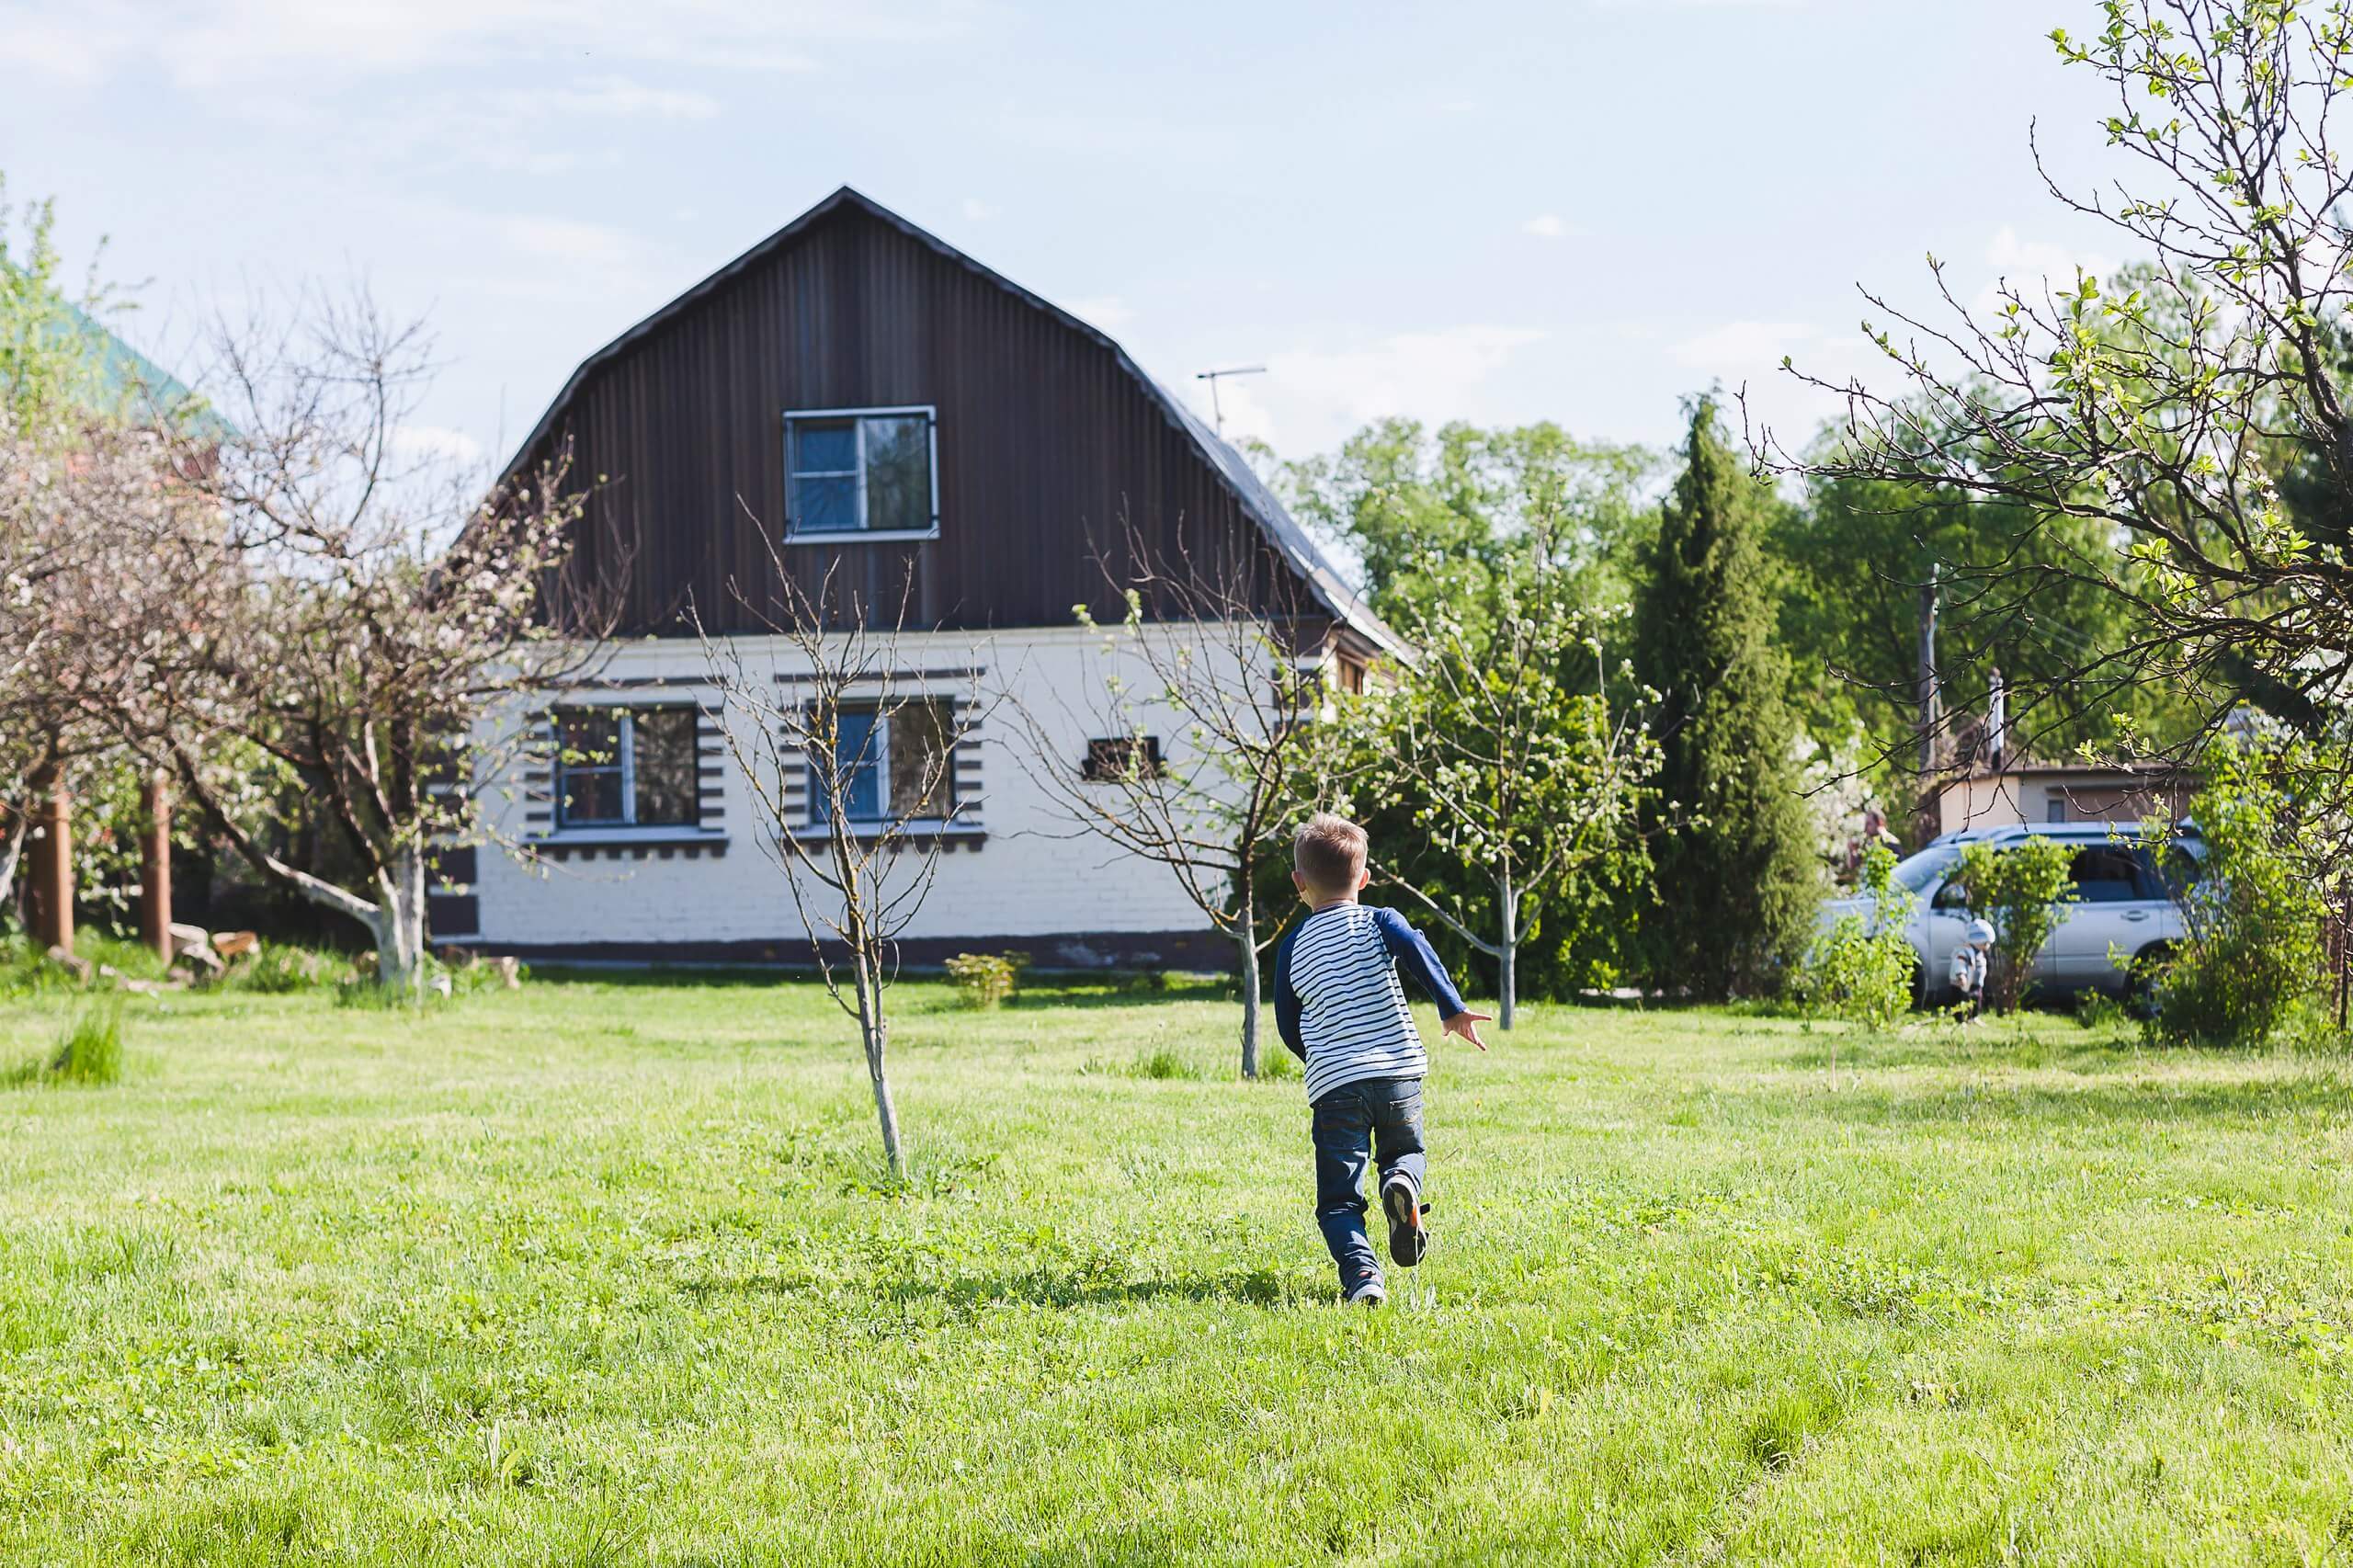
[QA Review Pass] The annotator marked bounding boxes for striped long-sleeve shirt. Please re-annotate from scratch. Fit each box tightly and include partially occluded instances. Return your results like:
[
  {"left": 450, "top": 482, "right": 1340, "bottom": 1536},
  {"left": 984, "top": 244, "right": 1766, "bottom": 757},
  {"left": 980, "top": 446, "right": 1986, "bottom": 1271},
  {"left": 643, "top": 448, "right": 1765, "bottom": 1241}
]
[{"left": 1274, "top": 903, "right": 1468, "bottom": 1103}]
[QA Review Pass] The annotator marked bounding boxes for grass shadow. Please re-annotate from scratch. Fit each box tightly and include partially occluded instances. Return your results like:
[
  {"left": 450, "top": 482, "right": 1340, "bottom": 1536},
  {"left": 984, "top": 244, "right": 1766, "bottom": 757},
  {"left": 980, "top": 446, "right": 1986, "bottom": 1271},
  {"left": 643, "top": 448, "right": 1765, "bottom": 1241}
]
[{"left": 1763, "top": 1068, "right": 2352, "bottom": 1129}]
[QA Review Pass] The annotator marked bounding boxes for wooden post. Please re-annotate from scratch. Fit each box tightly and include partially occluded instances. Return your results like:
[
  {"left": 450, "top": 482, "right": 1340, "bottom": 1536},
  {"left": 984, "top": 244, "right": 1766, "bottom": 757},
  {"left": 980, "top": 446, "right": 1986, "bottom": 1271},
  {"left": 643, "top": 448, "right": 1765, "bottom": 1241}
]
[
  {"left": 28, "top": 769, "right": 73, "bottom": 956},
  {"left": 142, "top": 768, "right": 173, "bottom": 961}
]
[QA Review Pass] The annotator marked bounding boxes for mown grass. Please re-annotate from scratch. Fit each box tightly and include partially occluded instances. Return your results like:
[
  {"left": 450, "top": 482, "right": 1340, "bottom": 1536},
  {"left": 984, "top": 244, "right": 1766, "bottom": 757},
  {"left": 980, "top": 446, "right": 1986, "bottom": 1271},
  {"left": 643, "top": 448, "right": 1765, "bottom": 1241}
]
[{"left": 2, "top": 974, "right": 2350, "bottom": 1563}]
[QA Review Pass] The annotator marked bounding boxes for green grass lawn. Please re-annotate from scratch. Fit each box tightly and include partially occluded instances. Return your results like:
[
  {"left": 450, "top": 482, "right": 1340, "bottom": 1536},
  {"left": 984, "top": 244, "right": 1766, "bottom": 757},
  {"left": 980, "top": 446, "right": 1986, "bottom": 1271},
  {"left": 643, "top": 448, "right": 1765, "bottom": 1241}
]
[{"left": 4, "top": 973, "right": 2352, "bottom": 1564}]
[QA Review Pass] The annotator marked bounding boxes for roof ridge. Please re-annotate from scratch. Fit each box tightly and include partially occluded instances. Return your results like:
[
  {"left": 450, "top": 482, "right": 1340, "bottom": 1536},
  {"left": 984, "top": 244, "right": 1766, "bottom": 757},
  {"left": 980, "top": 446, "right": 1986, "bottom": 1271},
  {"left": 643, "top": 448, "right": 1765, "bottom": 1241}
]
[{"left": 496, "top": 186, "right": 1400, "bottom": 653}]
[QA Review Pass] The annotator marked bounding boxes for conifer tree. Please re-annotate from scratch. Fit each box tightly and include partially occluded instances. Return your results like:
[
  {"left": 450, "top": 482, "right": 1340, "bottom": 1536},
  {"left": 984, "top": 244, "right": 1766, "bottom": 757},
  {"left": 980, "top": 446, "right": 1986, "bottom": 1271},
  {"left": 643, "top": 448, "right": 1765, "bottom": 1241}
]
[{"left": 1633, "top": 397, "right": 1817, "bottom": 997}]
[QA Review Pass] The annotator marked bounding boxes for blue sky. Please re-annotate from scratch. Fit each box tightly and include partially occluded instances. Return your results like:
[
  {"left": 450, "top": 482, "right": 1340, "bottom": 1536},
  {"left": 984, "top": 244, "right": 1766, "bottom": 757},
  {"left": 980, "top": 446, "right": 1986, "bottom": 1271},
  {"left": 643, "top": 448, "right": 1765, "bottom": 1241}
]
[{"left": 1, "top": 0, "right": 2127, "bottom": 473}]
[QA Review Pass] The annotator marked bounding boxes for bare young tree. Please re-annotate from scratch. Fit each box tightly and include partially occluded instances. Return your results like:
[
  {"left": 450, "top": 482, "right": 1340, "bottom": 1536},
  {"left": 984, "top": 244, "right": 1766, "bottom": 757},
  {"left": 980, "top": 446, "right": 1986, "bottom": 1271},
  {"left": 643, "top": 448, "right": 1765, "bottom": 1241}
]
[
  {"left": 153, "top": 292, "right": 608, "bottom": 993},
  {"left": 698, "top": 549, "right": 983, "bottom": 1182},
  {"left": 1008, "top": 523, "right": 1335, "bottom": 1078},
  {"left": 1753, "top": 1, "right": 2353, "bottom": 774}
]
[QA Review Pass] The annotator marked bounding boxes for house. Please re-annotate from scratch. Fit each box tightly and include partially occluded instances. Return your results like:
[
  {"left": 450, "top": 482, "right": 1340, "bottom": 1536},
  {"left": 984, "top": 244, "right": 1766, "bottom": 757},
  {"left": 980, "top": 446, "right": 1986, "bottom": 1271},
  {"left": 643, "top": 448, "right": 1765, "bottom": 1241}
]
[
  {"left": 1934, "top": 756, "right": 2194, "bottom": 835},
  {"left": 448, "top": 187, "right": 1398, "bottom": 968}
]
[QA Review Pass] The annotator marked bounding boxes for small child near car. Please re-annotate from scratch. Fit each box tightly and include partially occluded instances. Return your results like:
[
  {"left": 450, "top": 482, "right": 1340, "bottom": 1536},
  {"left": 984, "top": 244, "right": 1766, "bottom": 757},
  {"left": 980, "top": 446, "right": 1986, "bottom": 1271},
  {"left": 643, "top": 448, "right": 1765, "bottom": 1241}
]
[
  {"left": 1949, "top": 918, "right": 1995, "bottom": 1017},
  {"left": 1274, "top": 813, "right": 1490, "bottom": 1306}
]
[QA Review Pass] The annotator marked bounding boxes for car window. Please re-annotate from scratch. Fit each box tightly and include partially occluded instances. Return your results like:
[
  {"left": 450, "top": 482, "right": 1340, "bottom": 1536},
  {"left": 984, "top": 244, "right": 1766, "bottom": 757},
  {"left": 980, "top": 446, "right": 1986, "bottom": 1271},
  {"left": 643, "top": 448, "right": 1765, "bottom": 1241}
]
[
  {"left": 2135, "top": 841, "right": 2201, "bottom": 900},
  {"left": 2068, "top": 846, "right": 2143, "bottom": 903},
  {"left": 1930, "top": 876, "right": 1970, "bottom": 910},
  {"left": 1891, "top": 846, "right": 1958, "bottom": 894}
]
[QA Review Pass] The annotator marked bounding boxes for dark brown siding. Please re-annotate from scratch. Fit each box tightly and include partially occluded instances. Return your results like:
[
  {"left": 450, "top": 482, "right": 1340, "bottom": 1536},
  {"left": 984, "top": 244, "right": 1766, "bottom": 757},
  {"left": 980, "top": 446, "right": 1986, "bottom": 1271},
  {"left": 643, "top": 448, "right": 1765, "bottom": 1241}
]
[{"left": 520, "top": 202, "right": 1311, "bottom": 637}]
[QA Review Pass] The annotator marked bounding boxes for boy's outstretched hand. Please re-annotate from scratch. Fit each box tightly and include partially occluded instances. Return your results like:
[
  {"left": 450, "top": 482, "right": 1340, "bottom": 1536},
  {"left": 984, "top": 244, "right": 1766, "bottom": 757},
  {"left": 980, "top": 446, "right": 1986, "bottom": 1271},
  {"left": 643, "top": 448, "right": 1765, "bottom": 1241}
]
[{"left": 1441, "top": 1011, "right": 1492, "bottom": 1051}]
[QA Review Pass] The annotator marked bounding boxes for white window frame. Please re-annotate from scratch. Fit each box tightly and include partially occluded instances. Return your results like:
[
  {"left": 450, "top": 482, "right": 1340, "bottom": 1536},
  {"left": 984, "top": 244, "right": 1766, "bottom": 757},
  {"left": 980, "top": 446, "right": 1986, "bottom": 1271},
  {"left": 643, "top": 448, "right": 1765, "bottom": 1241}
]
[
  {"left": 552, "top": 705, "right": 701, "bottom": 832},
  {"left": 782, "top": 404, "right": 940, "bottom": 544}
]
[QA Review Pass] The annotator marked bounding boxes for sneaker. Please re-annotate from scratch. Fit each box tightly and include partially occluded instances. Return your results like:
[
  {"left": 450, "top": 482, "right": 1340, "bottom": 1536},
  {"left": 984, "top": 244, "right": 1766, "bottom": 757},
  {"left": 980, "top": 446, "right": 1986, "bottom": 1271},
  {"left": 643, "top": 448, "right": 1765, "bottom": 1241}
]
[
  {"left": 1345, "top": 1278, "right": 1387, "bottom": 1307},
  {"left": 1382, "top": 1174, "right": 1428, "bottom": 1267}
]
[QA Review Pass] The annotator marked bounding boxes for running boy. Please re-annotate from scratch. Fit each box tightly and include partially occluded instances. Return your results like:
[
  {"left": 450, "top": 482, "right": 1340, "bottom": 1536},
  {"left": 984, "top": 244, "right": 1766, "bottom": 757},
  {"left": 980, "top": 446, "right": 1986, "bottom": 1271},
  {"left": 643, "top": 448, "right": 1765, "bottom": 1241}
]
[{"left": 1274, "top": 813, "right": 1490, "bottom": 1306}]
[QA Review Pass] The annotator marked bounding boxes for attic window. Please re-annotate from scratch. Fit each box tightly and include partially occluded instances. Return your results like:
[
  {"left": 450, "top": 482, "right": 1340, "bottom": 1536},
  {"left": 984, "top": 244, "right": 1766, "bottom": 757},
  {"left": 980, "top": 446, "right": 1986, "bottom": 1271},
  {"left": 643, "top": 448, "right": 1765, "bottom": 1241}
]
[{"left": 785, "top": 407, "right": 938, "bottom": 541}]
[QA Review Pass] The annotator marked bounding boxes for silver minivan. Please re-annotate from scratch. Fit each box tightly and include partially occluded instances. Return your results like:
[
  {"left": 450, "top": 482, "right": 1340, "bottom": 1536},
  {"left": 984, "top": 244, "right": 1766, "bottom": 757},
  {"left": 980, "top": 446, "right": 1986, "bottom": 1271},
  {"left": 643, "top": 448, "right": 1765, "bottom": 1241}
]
[{"left": 1818, "top": 821, "right": 2203, "bottom": 1005}]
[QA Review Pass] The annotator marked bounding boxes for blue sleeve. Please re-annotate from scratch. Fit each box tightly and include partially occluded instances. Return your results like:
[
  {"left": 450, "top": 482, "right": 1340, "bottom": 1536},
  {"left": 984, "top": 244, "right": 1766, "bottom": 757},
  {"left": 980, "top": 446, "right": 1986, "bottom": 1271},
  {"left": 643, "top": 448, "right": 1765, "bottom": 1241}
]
[
  {"left": 1272, "top": 926, "right": 1306, "bottom": 1062},
  {"left": 1371, "top": 907, "right": 1469, "bottom": 1018}
]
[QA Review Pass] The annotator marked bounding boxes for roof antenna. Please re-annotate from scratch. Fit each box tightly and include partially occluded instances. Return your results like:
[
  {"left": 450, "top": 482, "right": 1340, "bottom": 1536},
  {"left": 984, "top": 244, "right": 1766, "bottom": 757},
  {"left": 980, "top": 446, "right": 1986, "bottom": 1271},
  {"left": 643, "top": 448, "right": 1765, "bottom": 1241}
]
[{"left": 1195, "top": 364, "right": 1266, "bottom": 437}]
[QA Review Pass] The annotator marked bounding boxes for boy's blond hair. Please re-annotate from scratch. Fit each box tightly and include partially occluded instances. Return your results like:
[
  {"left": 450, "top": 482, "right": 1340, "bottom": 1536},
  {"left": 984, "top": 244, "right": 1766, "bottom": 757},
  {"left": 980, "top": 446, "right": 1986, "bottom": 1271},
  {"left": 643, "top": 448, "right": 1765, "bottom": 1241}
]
[{"left": 1294, "top": 812, "right": 1370, "bottom": 899}]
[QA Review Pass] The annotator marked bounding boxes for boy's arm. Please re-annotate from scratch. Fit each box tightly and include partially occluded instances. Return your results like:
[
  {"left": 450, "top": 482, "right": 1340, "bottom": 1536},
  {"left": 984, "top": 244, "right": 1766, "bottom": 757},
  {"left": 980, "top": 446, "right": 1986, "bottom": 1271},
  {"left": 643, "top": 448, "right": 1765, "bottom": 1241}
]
[
  {"left": 1273, "top": 927, "right": 1307, "bottom": 1062},
  {"left": 1370, "top": 908, "right": 1487, "bottom": 1049}
]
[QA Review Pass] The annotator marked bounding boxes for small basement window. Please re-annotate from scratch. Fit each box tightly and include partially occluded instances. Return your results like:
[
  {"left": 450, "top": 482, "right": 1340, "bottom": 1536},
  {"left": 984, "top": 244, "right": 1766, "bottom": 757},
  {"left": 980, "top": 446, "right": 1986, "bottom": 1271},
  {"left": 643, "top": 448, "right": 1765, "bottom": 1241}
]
[
  {"left": 554, "top": 707, "right": 700, "bottom": 828},
  {"left": 812, "top": 699, "right": 959, "bottom": 824},
  {"left": 784, "top": 406, "right": 938, "bottom": 540},
  {"left": 1082, "top": 735, "right": 1165, "bottom": 782}
]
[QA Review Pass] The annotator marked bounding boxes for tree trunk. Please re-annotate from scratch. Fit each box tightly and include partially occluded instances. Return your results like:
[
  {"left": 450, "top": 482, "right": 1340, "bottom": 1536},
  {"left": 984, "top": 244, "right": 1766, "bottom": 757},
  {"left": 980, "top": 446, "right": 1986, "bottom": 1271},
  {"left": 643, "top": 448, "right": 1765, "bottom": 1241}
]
[
  {"left": 1236, "top": 892, "right": 1261, "bottom": 1080},
  {"left": 854, "top": 952, "right": 906, "bottom": 1181},
  {"left": 1496, "top": 869, "right": 1518, "bottom": 1031},
  {"left": 0, "top": 812, "right": 24, "bottom": 919},
  {"left": 371, "top": 846, "right": 428, "bottom": 993}
]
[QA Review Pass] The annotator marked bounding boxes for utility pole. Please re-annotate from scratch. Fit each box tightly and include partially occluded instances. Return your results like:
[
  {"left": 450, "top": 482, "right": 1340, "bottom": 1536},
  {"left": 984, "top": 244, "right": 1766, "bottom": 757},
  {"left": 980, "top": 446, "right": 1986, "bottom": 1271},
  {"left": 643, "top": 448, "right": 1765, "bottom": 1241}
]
[
  {"left": 1194, "top": 365, "right": 1266, "bottom": 438},
  {"left": 1915, "top": 563, "right": 1942, "bottom": 846}
]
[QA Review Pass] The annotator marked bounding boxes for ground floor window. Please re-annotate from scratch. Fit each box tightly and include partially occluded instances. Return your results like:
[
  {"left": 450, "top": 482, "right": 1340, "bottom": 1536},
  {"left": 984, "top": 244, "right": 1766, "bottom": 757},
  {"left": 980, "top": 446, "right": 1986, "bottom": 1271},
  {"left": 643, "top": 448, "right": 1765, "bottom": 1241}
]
[
  {"left": 1082, "top": 735, "right": 1165, "bottom": 781},
  {"left": 813, "top": 699, "right": 958, "bottom": 824},
  {"left": 555, "top": 706, "right": 699, "bottom": 827}
]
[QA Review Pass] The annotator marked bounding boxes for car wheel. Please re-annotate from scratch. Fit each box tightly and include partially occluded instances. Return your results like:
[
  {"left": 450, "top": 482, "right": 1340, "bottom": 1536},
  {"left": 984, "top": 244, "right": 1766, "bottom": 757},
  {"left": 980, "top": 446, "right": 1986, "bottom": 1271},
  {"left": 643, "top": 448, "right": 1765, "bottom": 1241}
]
[{"left": 2128, "top": 942, "right": 2175, "bottom": 1019}]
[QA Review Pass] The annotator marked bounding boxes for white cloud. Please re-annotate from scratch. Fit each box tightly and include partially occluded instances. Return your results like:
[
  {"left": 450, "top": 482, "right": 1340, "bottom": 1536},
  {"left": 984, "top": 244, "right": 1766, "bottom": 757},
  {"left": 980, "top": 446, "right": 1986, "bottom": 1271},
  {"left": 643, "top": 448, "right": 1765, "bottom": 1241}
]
[
  {"left": 1522, "top": 214, "right": 1568, "bottom": 239},
  {"left": 961, "top": 197, "right": 997, "bottom": 222},
  {"left": 390, "top": 423, "right": 486, "bottom": 464},
  {"left": 1063, "top": 295, "right": 1134, "bottom": 330},
  {"left": 1192, "top": 325, "right": 1545, "bottom": 453},
  {"left": 1975, "top": 224, "right": 2120, "bottom": 313},
  {"left": 536, "top": 74, "right": 722, "bottom": 119},
  {"left": 1668, "top": 320, "right": 1817, "bottom": 372},
  {"left": 0, "top": 0, "right": 982, "bottom": 85},
  {"left": 475, "top": 213, "right": 683, "bottom": 305}
]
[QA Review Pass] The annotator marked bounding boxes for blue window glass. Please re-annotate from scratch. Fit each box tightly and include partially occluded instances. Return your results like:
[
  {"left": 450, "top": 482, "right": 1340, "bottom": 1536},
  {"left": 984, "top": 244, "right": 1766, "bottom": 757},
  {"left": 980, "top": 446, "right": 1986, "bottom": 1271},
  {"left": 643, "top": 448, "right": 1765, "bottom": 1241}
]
[
  {"left": 813, "top": 710, "right": 881, "bottom": 822},
  {"left": 796, "top": 474, "right": 858, "bottom": 533},
  {"left": 791, "top": 423, "right": 857, "bottom": 472}
]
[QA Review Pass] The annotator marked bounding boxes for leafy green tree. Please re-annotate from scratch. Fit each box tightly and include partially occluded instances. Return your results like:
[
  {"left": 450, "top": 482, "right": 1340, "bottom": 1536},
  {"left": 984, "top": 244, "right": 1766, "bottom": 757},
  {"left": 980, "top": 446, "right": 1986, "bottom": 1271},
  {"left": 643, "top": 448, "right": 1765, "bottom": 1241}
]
[
  {"left": 1954, "top": 836, "right": 2075, "bottom": 1015},
  {"left": 1793, "top": 842, "right": 1918, "bottom": 1030},
  {"left": 0, "top": 173, "right": 115, "bottom": 425},
  {"left": 1633, "top": 397, "right": 1818, "bottom": 997},
  {"left": 1775, "top": 461, "right": 2196, "bottom": 790},
  {"left": 1280, "top": 417, "right": 1655, "bottom": 628},
  {"left": 2143, "top": 738, "right": 2329, "bottom": 1046},
  {"left": 1764, "top": 4, "right": 2353, "bottom": 796},
  {"left": 1315, "top": 545, "right": 1660, "bottom": 1028}
]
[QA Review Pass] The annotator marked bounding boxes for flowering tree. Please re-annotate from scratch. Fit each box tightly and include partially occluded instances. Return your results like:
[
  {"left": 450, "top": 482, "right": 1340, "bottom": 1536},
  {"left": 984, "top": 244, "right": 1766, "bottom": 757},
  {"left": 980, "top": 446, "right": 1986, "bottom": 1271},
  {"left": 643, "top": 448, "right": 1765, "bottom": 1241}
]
[
  {"left": 1, "top": 411, "right": 227, "bottom": 925},
  {"left": 1319, "top": 561, "right": 1661, "bottom": 1028},
  {"left": 153, "top": 295, "right": 607, "bottom": 993}
]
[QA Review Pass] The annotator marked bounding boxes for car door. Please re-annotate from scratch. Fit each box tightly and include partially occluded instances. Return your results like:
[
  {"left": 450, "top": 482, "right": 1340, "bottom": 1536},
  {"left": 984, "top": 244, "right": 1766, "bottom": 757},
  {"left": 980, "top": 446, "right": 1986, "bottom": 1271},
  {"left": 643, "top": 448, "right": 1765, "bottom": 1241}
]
[
  {"left": 2052, "top": 843, "right": 2143, "bottom": 985},
  {"left": 1923, "top": 872, "right": 1973, "bottom": 994}
]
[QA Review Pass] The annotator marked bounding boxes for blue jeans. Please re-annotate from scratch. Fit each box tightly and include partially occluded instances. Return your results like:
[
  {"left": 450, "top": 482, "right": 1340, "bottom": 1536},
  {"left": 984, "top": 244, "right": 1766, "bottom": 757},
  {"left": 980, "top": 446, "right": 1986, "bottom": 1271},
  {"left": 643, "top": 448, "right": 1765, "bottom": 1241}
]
[{"left": 1311, "top": 1075, "right": 1427, "bottom": 1293}]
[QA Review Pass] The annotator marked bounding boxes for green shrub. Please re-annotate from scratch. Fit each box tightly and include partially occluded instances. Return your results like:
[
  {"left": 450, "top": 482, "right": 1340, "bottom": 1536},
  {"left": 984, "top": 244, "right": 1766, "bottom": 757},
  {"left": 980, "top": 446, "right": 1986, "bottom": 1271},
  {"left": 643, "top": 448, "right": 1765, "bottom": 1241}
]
[
  {"left": 233, "top": 947, "right": 339, "bottom": 994},
  {"left": 1255, "top": 1047, "right": 1300, "bottom": 1083},
  {"left": 1129, "top": 1048, "right": 1200, "bottom": 1081},
  {"left": 1955, "top": 836, "right": 2075, "bottom": 1014},
  {"left": 944, "top": 952, "right": 1017, "bottom": 1010},
  {"left": 2143, "top": 741, "right": 2327, "bottom": 1047},
  {"left": 7, "top": 1004, "right": 125, "bottom": 1087},
  {"left": 1793, "top": 844, "right": 1917, "bottom": 1028}
]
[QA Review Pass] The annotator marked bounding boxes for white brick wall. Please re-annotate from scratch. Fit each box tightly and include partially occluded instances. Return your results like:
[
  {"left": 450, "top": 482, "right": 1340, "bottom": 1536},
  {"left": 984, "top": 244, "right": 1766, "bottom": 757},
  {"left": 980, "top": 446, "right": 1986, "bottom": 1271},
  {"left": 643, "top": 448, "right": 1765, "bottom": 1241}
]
[{"left": 467, "top": 625, "right": 1258, "bottom": 957}]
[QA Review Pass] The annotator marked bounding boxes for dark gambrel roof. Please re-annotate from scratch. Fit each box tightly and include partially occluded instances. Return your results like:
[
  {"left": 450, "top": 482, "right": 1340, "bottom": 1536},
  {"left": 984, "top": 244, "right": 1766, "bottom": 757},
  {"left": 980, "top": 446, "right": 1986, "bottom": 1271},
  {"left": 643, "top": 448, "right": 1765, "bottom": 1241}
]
[{"left": 497, "top": 185, "right": 1402, "bottom": 656}]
